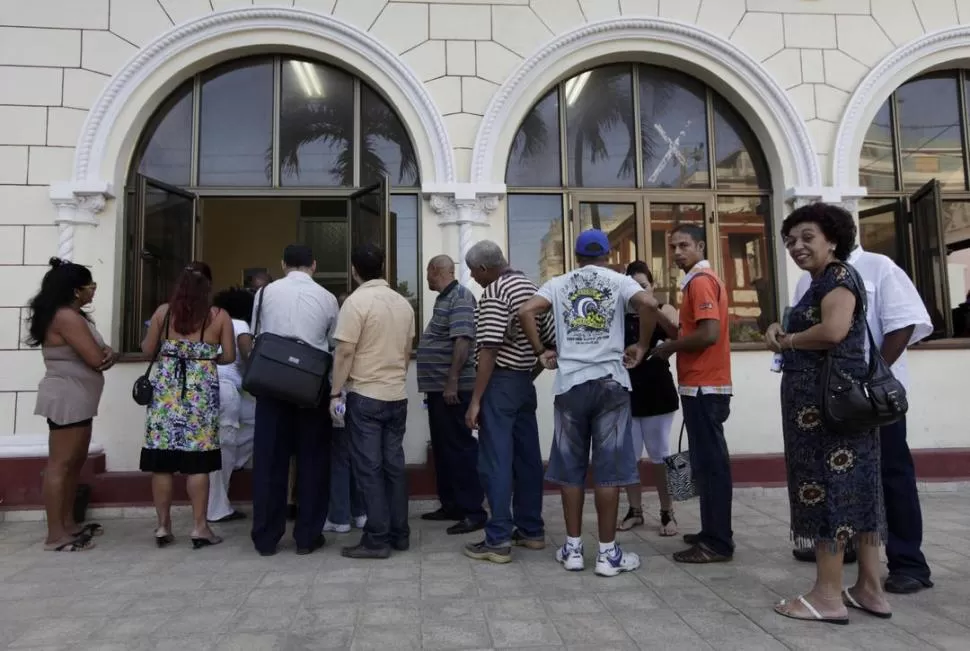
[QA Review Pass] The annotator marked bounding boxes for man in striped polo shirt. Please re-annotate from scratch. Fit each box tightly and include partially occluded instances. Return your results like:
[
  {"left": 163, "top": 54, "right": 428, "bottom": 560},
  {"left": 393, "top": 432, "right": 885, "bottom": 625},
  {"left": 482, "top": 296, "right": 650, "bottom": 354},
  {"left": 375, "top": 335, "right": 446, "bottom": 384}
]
[
  {"left": 417, "top": 255, "right": 487, "bottom": 535},
  {"left": 462, "top": 240, "right": 553, "bottom": 564}
]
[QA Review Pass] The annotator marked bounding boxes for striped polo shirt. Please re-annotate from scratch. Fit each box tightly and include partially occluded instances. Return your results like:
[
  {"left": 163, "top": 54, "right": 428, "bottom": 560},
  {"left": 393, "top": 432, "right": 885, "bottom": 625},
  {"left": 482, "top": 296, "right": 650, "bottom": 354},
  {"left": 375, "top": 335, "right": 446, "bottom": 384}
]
[
  {"left": 417, "top": 280, "right": 477, "bottom": 393},
  {"left": 476, "top": 270, "right": 554, "bottom": 371}
]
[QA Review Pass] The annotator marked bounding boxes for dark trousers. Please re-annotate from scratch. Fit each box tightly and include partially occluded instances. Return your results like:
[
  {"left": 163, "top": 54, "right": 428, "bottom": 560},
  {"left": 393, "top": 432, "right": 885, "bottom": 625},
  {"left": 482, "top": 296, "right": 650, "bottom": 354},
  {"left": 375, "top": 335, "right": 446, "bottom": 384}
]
[
  {"left": 251, "top": 394, "right": 332, "bottom": 553},
  {"left": 478, "top": 369, "right": 545, "bottom": 547},
  {"left": 347, "top": 393, "right": 410, "bottom": 550},
  {"left": 882, "top": 417, "right": 931, "bottom": 582},
  {"left": 681, "top": 393, "right": 734, "bottom": 556},
  {"left": 427, "top": 391, "right": 487, "bottom": 522}
]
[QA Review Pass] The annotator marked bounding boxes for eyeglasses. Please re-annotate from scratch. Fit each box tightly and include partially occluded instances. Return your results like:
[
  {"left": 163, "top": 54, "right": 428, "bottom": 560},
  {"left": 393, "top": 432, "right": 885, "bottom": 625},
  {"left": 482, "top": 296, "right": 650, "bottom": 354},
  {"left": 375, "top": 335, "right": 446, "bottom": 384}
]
[{"left": 80, "top": 283, "right": 97, "bottom": 291}]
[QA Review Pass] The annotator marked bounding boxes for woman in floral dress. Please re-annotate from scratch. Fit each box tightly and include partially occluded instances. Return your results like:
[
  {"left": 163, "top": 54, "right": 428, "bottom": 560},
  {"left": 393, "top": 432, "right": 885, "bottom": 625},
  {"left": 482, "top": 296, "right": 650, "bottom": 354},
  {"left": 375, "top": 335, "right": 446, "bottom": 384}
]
[
  {"left": 766, "top": 203, "right": 890, "bottom": 624},
  {"left": 140, "top": 262, "right": 236, "bottom": 549}
]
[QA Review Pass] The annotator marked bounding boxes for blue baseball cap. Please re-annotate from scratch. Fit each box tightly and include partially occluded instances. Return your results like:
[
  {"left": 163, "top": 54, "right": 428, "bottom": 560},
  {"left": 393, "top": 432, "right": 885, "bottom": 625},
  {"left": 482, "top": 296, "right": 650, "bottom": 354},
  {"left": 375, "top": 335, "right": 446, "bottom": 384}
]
[{"left": 575, "top": 229, "right": 611, "bottom": 257}]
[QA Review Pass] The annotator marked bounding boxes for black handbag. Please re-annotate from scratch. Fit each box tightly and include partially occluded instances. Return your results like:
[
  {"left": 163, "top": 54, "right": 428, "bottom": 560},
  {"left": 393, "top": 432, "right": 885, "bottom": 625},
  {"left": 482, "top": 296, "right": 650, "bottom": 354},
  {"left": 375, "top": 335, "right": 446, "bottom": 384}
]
[
  {"left": 132, "top": 312, "right": 169, "bottom": 406},
  {"left": 242, "top": 286, "right": 333, "bottom": 408},
  {"left": 820, "top": 263, "right": 908, "bottom": 435}
]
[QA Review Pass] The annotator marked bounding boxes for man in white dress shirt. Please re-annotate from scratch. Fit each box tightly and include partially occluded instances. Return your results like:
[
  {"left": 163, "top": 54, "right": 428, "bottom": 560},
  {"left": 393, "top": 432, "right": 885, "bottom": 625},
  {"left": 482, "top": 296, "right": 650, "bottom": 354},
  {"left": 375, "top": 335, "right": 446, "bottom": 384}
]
[
  {"left": 250, "top": 244, "right": 340, "bottom": 556},
  {"left": 790, "top": 243, "right": 935, "bottom": 594}
]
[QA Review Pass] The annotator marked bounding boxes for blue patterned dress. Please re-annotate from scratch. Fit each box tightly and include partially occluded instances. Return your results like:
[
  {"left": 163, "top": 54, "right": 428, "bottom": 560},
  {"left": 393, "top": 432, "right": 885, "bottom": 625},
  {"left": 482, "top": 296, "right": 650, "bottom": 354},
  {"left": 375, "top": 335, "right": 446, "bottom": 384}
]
[{"left": 781, "top": 263, "right": 886, "bottom": 550}]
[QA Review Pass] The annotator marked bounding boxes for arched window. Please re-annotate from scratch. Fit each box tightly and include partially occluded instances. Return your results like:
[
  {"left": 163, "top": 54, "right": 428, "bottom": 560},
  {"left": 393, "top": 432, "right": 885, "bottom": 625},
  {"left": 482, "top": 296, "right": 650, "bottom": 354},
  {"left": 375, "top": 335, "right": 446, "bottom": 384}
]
[
  {"left": 857, "top": 70, "right": 970, "bottom": 339},
  {"left": 505, "top": 63, "right": 774, "bottom": 343},
  {"left": 123, "top": 55, "right": 420, "bottom": 351}
]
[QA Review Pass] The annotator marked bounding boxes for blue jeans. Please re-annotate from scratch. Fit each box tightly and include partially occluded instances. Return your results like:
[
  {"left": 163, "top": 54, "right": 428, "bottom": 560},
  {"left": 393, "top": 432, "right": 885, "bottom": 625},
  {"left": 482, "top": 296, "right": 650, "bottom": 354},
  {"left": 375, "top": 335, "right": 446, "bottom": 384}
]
[
  {"left": 328, "top": 426, "right": 365, "bottom": 525},
  {"left": 881, "top": 417, "right": 931, "bottom": 582},
  {"left": 681, "top": 392, "right": 734, "bottom": 556},
  {"left": 478, "top": 369, "right": 544, "bottom": 547},
  {"left": 546, "top": 377, "right": 639, "bottom": 488},
  {"left": 346, "top": 393, "right": 409, "bottom": 550}
]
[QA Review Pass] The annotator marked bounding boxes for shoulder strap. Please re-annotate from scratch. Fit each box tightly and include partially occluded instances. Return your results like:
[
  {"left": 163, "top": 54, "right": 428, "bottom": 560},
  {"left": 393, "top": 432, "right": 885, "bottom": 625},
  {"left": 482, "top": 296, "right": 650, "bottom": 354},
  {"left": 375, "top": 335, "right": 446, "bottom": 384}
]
[
  {"left": 253, "top": 287, "right": 265, "bottom": 337},
  {"left": 829, "top": 262, "right": 883, "bottom": 375},
  {"left": 146, "top": 311, "right": 170, "bottom": 375}
]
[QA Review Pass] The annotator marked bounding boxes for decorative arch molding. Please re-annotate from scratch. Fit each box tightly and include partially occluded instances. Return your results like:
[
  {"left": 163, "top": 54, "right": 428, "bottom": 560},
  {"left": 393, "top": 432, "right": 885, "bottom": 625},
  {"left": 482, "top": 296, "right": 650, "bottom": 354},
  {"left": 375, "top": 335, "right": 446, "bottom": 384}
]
[
  {"left": 469, "top": 17, "right": 821, "bottom": 192},
  {"left": 834, "top": 25, "right": 970, "bottom": 189},
  {"left": 49, "top": 6, "right": 456, "bottom": 259}
]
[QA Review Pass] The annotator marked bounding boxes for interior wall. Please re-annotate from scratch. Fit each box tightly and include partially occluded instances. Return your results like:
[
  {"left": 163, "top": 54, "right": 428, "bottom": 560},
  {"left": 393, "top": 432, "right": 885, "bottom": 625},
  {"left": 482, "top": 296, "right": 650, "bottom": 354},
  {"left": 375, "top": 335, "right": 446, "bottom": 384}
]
[{"left": 201, "top": 198, "right": 300, "bottom": 290}]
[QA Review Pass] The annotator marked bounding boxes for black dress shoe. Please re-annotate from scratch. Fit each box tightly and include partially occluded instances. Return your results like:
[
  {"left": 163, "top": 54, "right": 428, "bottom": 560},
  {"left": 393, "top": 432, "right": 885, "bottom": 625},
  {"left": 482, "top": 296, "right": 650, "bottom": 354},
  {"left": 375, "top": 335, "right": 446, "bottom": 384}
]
[
  {"left": 341, "top": 543, "right": 391, "bottom": 559},
  {"left": 391, "top": 538, "right": 410, "bottom": 552},
  {"left": 421, "top": 507, "right": 463, "bottom": 521},
  {"left": 287, "top": 504, "right": 298, "bottom": 521},
  {"left": 257, "top": 547, "right": 277, "bottom": 557},
  {"left": 447, "top": 518, "right": 486, "bottom": 535},
  {"left": 296, "top": 534, "right": 325, "bottom": 556},
  {"left": 885, "top": 574, "right": 933, "bottom": 594},
  {"left": 792, "top": 548, "right": 857, "bottom": 564}
]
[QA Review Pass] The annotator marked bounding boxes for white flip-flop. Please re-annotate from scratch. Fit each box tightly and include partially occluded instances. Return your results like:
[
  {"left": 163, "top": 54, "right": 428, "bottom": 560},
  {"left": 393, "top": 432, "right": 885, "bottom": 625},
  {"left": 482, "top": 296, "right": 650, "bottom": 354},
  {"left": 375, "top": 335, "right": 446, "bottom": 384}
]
[
  {"left": 842, "top": 588, "right": 892, "bottom": 619},
  {"left": 774, "top": 595, "right": 849, "bottom": 625}
]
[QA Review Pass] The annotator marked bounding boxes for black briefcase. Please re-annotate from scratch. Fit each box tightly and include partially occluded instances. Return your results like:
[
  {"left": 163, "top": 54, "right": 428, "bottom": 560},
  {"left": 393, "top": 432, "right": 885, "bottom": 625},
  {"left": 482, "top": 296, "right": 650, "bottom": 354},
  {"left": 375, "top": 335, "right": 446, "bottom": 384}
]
[{"left": 242, "top": 289, "right": 332, "bottom": 408}]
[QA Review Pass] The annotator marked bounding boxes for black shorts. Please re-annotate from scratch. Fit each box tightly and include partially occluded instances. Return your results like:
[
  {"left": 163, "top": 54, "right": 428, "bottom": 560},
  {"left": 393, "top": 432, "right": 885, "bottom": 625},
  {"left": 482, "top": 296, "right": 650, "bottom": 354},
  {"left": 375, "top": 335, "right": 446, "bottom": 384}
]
[{"left": 47, "top": 418, "right": 93, "bottom": 430}]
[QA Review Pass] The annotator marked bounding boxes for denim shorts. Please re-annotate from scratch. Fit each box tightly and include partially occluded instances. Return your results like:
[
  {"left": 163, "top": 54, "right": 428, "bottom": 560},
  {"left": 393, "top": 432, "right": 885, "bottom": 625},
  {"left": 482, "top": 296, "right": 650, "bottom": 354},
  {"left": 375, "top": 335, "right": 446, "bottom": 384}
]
[{"left": 545, "top": 377, "right": 639, "bottom": 488}]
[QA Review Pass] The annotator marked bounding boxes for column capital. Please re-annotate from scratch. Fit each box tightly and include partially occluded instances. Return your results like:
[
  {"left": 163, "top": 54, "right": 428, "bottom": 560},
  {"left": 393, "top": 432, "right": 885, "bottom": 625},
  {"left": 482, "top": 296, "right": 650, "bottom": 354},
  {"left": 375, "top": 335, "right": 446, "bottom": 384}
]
[
  {"left": 49, "top": 180, "right": 114, "bottom": 226},
  {"left": 784, "top": 186, "right": 868, "bottom": 212},
  {"left": 424, "top": 183, "right": 505, "bottom": 226}
]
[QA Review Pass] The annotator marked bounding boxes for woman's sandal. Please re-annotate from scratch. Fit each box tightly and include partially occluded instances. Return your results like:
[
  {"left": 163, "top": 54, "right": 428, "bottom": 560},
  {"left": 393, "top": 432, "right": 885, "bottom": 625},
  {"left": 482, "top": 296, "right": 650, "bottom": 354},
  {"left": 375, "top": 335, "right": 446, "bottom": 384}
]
[
  {"left": 191, "top": 535, "right": 224, "bottom": 550},
  {"left": 842, "top": 588, "right": 892, "bottom": 619},
  {"left": 72, "top": 523, "right": 104, "bottom": 538},
  {"left": 45, "top": 534, "right": 95, "bottom": 552},
  {"left": 155, "top": 531, "right": 175, "bottom": 548},
  {"left": 617, "top": 507, "right": 644, "bottom": 531},
  {"left": 774, "top": 595, "right": 849, "bottom": 625},
  {"left": 659, "top": 509, "right": 678, "bottom": 537}
]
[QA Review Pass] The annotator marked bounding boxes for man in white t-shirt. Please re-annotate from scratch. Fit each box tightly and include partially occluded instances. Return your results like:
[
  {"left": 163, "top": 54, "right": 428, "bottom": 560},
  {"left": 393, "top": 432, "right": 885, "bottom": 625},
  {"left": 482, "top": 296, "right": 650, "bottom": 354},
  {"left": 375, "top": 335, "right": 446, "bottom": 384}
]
[
  {"left": 519, "top": 229, "right": 660, "bottom": 578},
  {"left": 790, "top": 245, "right": 934, "bottom": 595}
]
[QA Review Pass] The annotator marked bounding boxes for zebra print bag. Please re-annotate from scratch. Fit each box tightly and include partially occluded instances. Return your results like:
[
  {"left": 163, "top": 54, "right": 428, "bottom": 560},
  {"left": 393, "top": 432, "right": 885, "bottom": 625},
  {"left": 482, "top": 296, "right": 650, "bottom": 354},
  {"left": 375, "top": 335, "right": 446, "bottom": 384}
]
[{"left": 663, "top": 422, "right": 697, "bottom": 502}]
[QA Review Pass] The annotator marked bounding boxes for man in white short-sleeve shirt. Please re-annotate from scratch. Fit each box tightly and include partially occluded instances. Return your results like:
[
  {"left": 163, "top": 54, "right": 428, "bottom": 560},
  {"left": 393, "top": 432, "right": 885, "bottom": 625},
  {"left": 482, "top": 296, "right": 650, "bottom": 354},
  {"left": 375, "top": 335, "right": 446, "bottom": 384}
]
[
  {"left": 519, "top": 229, "right": 659, "bottom": 578},
  {"left": 791, "top": 245, "right": 935, "bottom": 594}
]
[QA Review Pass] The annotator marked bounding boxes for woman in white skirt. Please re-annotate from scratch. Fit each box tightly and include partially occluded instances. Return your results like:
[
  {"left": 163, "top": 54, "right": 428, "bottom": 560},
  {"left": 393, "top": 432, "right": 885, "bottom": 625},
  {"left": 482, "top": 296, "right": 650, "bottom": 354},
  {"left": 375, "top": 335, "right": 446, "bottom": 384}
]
[{"left": 618, "top": 262, "right": 681, "bottom": 535}]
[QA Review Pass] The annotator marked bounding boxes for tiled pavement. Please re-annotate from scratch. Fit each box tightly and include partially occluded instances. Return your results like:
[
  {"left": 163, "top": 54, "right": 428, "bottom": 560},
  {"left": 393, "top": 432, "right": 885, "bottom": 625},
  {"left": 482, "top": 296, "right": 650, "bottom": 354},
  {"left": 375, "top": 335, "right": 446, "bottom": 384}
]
[{"left": 1, "top": 488, "right": 969, "bottom": 651}]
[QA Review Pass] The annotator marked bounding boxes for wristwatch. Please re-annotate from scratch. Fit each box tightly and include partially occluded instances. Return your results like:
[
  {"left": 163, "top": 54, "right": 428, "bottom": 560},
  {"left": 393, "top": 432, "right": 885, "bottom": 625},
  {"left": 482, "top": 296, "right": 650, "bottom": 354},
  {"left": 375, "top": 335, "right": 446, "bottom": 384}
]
[{"left": 330, "top": 393, "right": 342, "bottom": 400}]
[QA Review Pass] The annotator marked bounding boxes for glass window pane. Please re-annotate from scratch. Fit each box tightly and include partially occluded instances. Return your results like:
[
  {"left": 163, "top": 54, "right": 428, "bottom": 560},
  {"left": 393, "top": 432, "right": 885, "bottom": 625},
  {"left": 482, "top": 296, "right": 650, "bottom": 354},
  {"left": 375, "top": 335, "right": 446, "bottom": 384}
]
[
  {"left": 199, "top": 59, "right": 274, "bottom": 186},
  {"left": 137, "top": 82, "right": 193, "bottom": 187},
  {"left": 648, "top": 203, "right": 706, "bottom": 309},
  {"left": 279, "top": 59, "right": 355, "bottom": 187},
  {"left": 391, "top": 194, "right": 420, "bottom": 337},
  {"left": 362, "top": 85, "right": 419, "bottom": 187},
  {"left": 639, "top": 66, "right": 709, "bottom": 189},
  {"left": 858, "top": 199, "right": 904, "bottom": 264},
  {"left": 577, "top": 202, "right": 638, "bottom": 270},
  {"left": 506, "top": 89, "right": 561, "bottom": 187},
  {"left": 566, "top": 65, "right": 635, "bottom": 188},
  {"left": 140, "top": 183, "right": 194, "bottom": 338},
  {"left": 897, "top": 74, "right": 966, "bottom": 191},
  {"left": 713, "top": 96, "right": 771, "bottom": 190},
  {"left": 858, "top": 100, "right": 898, "bottom": 192},
  {"left": 945, "top": 201, "right": 970, "bottom": 336},
  {"left": 507, "top": 194, "right": 564, "bottom": 286},
  {"left": 716, "top": 196, "right": 775, "bottom": 342}
]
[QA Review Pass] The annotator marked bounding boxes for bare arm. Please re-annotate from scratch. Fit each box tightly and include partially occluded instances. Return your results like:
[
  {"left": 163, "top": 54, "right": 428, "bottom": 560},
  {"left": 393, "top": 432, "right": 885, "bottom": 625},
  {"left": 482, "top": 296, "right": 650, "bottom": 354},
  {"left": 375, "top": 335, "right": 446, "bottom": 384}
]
[
  {"left": 780, "top": 287, "right": 855, "bottom": 351},
  {"left": 447, "top": 338, "right": 471, "bottom": 385},
  {"left": 140, "top": 305, "right": 167, "bottom": 355},
  {"left": 657, "top": 303, "right": 680, "bottom": 339},
  {"left": 881, "top": 326, "right": 914, "bottom": 366},
  {"left": 630, "top": 291, "right": 660, "bottom": 351},
  {"left": 236, "top": 333, "right": 253, "bottom": 363},
  {"left": 54, "top": 310, "right": 109, "bottom": 369},
  {"left": 519, "top": 294, "right": 553, "bottom": 354},
  {"left": 330, "top": 341, "right": 355, "bottom": 396},
  {"left": 662, "top": 319, "right": 720, "bottom": 355},
  {"left": 472, "top": 348, "right": 498, "bottom": 405},
  {"left": 216, "top": 311, "right": 236, "bottom": 365}
]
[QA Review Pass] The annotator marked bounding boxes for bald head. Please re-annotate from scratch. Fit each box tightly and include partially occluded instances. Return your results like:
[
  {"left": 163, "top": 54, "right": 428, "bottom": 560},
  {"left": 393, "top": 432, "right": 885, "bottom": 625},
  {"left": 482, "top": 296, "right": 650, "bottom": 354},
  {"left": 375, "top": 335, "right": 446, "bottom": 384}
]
[{"left": 426, "top": 254, "right": 456, "bottom": 292}]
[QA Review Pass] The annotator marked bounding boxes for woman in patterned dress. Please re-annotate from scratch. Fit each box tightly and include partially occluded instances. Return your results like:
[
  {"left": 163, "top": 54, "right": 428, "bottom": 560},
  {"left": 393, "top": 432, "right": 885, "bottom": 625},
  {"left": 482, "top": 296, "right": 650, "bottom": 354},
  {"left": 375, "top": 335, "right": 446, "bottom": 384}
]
[
  {"left": 766, "top": 203, "right": 890, "bottom": 624},
  {"left": 140, "top": 262, "right": 236, "bottom": 549}
]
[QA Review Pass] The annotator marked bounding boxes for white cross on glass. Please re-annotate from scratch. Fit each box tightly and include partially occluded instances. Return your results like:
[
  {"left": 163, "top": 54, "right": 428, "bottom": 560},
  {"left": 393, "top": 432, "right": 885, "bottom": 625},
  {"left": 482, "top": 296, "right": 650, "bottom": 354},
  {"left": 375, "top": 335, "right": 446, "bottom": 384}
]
[{"left": 647, "top": 120, "right": 691, "bottom": 184}]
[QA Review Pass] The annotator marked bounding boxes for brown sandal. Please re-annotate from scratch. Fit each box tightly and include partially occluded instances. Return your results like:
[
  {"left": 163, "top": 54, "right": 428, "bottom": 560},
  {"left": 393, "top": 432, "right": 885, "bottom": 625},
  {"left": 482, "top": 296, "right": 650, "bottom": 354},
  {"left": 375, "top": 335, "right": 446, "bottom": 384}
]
[
  {"left": 672, "top": 542, "right": 732, "bottom": 564},
  {"left": 658, "top": 509, "right": 678, "bottom": 537}
]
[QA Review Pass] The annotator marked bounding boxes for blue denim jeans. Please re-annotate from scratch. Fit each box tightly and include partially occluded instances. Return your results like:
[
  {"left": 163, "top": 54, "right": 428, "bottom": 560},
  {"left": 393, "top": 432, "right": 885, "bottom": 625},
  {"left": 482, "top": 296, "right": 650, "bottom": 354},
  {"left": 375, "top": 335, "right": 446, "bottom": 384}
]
[
  {"left": 478, "top": 369, "right": 545, "bottom": 547},
  {"left": 328, "top": 425, "right": 365, "bottom": 525},
  {"left": 346, "top": 392, "right": 410, "bottom": 550},
  {"left": 681, "top": 392, "right": 734, "bottom": 556}
]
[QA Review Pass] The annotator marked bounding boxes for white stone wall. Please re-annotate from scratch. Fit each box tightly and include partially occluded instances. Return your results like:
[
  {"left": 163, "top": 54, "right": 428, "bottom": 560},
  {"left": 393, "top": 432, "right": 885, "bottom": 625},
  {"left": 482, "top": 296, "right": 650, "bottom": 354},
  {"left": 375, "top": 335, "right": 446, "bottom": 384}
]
[{"left": 1, "top": 0, "right": 969, "bottom": 465}]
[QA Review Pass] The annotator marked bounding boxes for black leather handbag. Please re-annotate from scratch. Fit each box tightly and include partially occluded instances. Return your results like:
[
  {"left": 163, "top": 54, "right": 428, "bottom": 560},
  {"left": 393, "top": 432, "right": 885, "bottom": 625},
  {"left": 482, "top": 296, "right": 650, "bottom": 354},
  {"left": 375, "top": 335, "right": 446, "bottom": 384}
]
[
  {"left": 132, "top": 312, "right": 169, "bottom": 406},
  {"left": 820, "top": 263, "right": 908, "bottom": 435},
  {"left": 242, "top": 287, "right": 332, "bottom": 408}
]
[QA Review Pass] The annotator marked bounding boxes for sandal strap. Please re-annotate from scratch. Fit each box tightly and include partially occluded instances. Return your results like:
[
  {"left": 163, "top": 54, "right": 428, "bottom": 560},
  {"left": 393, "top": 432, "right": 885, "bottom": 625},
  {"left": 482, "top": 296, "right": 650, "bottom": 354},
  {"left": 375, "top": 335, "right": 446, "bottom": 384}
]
[{"left": 797, "top": 596, "right": 823, "bottom": 620}]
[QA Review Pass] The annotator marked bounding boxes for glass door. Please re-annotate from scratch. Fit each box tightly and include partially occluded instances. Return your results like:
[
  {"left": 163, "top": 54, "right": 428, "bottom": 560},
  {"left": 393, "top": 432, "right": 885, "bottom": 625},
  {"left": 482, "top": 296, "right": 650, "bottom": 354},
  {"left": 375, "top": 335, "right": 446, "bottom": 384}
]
[
  {"left": 126, "top": 174, "right": 197, "bottom": 349},
  {"left": 644, "top": 197, "right": 713, "bottom": 309},
  {"left": 349, "top": 174, "right": 395, "bottom": 289},
  {"left": 910, "top": 179, "right": 951, "bottom": 338},
  {"left": 569, "top": 194, "right": 644, "bottom": 272},
  {"left": 859, "top": 200, "right": 908, "bottom": 273}
]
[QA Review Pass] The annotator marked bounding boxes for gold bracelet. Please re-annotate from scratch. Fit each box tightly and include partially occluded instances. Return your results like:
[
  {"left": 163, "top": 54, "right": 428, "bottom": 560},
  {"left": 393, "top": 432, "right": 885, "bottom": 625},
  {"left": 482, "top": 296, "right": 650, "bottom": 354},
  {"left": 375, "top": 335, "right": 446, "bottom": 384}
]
[{"left": 789, "top": 333, "right": 796, "bottom": 350}]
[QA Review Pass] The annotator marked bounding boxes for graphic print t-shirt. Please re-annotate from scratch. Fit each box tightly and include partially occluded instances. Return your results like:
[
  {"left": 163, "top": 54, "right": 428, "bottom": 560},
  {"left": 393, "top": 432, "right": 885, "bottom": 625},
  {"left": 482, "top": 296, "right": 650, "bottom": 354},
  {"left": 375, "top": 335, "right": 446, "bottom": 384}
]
[{"left": 536, "top": 266, "right": 643, "bottom": 396}]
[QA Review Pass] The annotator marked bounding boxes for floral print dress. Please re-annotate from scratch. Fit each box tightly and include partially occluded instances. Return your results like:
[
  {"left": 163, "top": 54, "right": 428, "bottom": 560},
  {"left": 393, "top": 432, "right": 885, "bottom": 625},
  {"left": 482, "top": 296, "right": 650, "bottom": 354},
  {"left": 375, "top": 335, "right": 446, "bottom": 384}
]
[
  {"left": 140, "top": 338, "right": 222, "bottom": 475},
  {"left": 780, "top": 263, "right": 886, "bottom": 551}
]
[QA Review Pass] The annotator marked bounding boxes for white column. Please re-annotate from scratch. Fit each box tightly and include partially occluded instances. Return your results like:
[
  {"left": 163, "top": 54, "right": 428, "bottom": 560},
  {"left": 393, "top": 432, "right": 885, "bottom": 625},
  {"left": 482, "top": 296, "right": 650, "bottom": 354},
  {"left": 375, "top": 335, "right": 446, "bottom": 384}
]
[
  {"left": 49, "top": 181, "right": 113, "bottom": 262},
  {"left": 427, "top": 186, "right": 503, "bottom": 285}
]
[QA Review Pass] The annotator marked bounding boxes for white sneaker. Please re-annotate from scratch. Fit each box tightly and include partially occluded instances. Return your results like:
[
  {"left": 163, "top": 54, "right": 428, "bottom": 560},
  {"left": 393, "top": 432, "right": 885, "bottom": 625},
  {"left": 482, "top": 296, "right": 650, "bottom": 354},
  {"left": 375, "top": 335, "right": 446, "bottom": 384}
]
[
  {"left": 595, "top": 545, "right": 640, "bottom": 577},
  {"left": 555, "top": 543, "right": 585, "bottom": 571},
  {"left": 353, "top": 515, "right": 367, "bottom": 529},
  {"left": 322, "top": 520, "right": 351, "bottom": 534}
]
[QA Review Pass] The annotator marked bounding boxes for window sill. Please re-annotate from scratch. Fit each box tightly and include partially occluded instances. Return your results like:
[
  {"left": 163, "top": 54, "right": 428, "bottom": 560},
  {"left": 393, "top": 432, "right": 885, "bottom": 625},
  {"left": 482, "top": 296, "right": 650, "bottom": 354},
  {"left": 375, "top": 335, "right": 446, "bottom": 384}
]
[{"left": 912, "top": 338, "right": 970, "bottom": 350}]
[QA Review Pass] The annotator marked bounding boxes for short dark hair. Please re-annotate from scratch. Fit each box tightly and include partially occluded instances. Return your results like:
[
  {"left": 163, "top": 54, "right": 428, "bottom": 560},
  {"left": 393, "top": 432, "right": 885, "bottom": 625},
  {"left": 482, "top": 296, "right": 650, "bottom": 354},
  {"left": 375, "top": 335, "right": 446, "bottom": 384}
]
[
  {"left": 213, "top": 287, "right": 255, "bottom": 324},
  {"left": 283, "top": 244, "right": 314, "bottom": 269},
  {"left": 781, "top": 202, "right": 857, "bottom": 262},
  {"left": 351, "top": 243, "right": 385, "bottom": 282},
  {"left": 670, "top": 223, "right": 705, "bottom": 244},
  {"left": 625, "top": 260, "right": 653, "bottom": 285}
]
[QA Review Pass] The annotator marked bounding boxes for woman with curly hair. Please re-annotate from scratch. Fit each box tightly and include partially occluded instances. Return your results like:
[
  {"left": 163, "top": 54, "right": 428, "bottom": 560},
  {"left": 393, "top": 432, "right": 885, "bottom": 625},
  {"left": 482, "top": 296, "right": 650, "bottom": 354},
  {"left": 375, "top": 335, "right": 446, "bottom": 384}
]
[
  {"left": 140, "top": 261, "right": 236, "bottom": 549},
  {"left": 28, "top": 258, "right": 116, "bottom": 551},
  {"left": 766, "top": 203, "right": 890, "bottom": 624}
]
